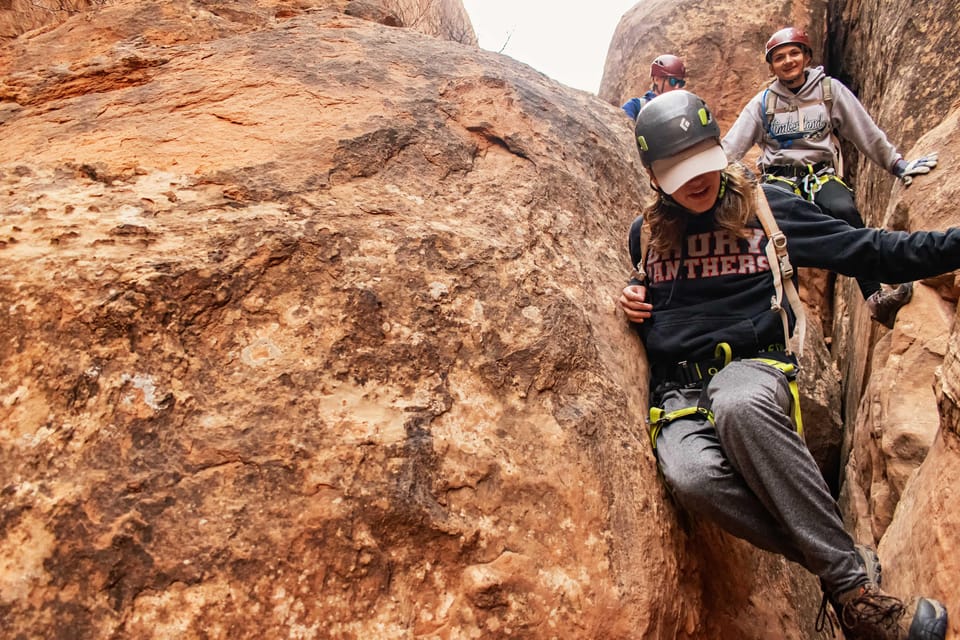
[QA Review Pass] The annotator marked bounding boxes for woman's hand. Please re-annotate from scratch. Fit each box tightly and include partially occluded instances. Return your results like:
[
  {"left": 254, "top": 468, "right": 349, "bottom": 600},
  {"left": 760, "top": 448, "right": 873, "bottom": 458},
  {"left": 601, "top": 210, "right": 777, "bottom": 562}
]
[{"left": 619, "top": 284, "right": 652, "bottom": 323}]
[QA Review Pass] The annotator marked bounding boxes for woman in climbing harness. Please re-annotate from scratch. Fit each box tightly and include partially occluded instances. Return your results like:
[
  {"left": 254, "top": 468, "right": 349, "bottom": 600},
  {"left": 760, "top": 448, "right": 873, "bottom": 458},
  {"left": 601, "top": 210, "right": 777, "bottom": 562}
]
[
  {"left": 721, "top": 27, "right": 939, "bottom": 329},
  {"left": 619, "top": 89, "right": 955, "bottom": 640}
]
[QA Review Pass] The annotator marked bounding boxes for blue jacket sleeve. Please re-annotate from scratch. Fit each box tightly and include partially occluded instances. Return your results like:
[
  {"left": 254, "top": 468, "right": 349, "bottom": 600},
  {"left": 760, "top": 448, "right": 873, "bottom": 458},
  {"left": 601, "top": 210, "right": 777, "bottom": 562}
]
[{"left": 622, "top": 98, "right": 643, "bottom": 120}]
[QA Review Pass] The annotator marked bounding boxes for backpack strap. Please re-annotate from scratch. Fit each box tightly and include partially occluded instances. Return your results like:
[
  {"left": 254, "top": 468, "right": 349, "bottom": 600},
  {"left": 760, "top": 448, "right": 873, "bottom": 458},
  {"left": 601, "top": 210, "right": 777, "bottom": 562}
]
[
  {"left": 820, "top": 76, "right": 844, "bottom": 175},
  {"left": 755, "top": 188, "right": 806, "bottom": 357},
  {"left": 762, "top": 76, "right": 843, "bottom": 175},
  {"left": 763, "top": 87, "right": 777, "bottom": 122},
  {"left": 821, "top": 76, "right": 833, "bottom": 104},
  {"left": 633, "top": 219, "right": 651, "bottom": 282}
]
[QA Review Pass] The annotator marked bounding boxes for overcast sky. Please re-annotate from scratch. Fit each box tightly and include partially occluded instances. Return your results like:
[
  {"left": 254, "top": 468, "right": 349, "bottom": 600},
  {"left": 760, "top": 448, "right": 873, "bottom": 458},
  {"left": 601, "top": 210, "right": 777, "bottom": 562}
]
[{"left": 461, "top": 1, "right": 639, "bottom": 94}]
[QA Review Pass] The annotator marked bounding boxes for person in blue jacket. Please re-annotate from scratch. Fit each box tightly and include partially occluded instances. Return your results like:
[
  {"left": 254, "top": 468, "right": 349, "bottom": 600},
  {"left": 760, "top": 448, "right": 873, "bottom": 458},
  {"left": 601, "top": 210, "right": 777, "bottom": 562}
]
[
  {"left": 621, "top": 54, "right": 687, "bottom": 120},
  {"left": 618, "top": 89, "right": 952, "bottom": 640}
]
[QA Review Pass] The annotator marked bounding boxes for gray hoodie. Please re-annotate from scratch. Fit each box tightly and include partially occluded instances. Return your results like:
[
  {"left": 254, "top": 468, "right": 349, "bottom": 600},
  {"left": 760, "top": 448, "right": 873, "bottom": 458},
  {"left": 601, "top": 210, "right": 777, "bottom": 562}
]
[{"left": 721, "top": 66, "right": 902, "bottom": 174}]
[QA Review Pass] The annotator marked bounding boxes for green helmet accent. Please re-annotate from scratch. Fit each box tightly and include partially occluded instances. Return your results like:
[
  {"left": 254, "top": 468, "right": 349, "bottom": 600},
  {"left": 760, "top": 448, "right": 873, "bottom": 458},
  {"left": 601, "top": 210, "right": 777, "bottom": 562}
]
[{"left": 634, "top": 90, "right": 721, "bottom": 167}]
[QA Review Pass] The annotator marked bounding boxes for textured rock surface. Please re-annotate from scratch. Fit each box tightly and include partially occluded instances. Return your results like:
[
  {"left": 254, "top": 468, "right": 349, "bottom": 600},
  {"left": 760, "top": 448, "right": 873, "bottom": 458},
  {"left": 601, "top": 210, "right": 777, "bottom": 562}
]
[
  {"left": 0, "top": 2, "right": 828, "bottom": 638},
  {"left": 602, "top": 0, "right": 960, "bottom": 631},
  {"left": 826, "top": 0, "right": 960, "bottom": 431},
  {"left": 0, "top": 0, "right": 476, "bottom": 43},
  {"left": 845, "top": 95, "right": 960, "bottom": 636},
  {"left": 840, "top": 284, "right": 954, "bottom": 542}
]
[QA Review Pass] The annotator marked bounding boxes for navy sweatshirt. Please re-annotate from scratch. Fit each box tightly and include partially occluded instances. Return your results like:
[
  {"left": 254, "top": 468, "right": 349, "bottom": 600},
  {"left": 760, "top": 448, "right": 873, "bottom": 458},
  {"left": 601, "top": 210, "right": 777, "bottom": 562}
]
[{"left": 628, "top": 184, "right": 960, "bottom": 369}]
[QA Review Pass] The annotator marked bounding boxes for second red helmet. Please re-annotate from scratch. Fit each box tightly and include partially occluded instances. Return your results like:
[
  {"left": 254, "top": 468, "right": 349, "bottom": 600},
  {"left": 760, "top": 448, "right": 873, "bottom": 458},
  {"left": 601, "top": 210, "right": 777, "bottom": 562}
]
[
  {"left": 650, "top": 54, "right": 686, "bottom": 79},
  {"left": 764, "top": 27, "right": 812, "bottom": 62}
]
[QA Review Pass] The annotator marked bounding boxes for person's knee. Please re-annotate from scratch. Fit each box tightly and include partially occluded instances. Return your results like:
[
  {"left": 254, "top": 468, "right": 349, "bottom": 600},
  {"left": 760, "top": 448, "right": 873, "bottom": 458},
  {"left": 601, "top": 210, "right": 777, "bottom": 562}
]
[
  {"left": 659, "top": 446, "right": 721, "bottom": 505},
  {"left": 831, "top": 201, "right": 862, "bottom": 227},
  {"left": 708, "top": 363, "right": 781, "bottom": 435},
  {"left": 709, "top": 364, "right": 765, "bottom": 415}
]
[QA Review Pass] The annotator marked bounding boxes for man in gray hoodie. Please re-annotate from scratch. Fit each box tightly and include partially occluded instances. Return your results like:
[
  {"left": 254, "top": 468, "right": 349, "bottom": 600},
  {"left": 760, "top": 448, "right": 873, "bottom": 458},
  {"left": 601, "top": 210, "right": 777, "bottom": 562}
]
[{"left": 721, "top": 27, "right": 938, "bottom": 328}]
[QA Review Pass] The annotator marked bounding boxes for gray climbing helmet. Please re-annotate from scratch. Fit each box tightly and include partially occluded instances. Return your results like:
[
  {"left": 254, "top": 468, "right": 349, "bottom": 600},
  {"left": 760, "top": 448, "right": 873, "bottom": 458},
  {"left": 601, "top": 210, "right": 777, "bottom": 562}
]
[{"left": 634, "top": 90, "right": 721, "bottom": 168}]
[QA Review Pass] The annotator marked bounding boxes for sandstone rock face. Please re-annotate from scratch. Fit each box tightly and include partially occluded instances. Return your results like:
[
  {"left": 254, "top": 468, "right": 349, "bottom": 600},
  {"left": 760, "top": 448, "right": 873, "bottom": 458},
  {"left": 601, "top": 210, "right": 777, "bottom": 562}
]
[
  {"left": 842, "top": 95, "right": 960, "bottom": 636},
  {"left": 826, "top": 0, "right": 960, "bottom": 433},
  {"left": 0, "top": 2, "right": 826, "bottom": 638},
  {"left": 840, "top": 284, "right": 954, "bottom": 542},
  {"left": 879, "top": 325, "right": 960, "bottom": 637},
  {"left": 0, "top": 0, "right": 476, "bottom": 43},
  {"left": 0, "top": 0, "right": 101, "bottom": 39}
]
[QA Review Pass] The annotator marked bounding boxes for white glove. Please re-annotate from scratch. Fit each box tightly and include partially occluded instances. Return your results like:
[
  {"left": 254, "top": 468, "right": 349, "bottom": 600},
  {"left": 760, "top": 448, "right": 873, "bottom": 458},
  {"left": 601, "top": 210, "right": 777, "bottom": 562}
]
[{"left": 896, "top": 153, "right": 938, "bottom": 186}]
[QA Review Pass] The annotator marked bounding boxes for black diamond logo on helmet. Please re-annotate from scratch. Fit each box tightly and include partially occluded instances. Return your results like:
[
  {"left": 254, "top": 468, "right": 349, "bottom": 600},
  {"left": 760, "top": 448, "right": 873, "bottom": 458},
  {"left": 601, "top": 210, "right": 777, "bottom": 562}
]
[{"left": 680, "top": 118, "right": 690, "bottom": 131}]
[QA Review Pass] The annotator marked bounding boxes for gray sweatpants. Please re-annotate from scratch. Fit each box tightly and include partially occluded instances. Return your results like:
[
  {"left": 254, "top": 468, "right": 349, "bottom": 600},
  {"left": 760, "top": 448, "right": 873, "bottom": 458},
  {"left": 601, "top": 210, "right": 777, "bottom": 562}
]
[{"left": 655, "top": 359, "right": 866, "bottom": 596}]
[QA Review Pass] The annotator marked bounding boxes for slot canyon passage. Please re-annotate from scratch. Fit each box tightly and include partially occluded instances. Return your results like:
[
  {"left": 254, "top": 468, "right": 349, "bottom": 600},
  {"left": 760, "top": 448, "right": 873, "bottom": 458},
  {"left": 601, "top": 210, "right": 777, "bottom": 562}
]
[{"left": 1, "top": 0, "right": 959, "bottom": 638}]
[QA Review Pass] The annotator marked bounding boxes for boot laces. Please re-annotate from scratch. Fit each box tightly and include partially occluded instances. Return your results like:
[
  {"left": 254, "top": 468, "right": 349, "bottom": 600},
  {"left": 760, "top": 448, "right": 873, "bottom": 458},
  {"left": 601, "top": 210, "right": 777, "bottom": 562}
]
[
  {"left": 841, "top": 586, "right": 906, "bottom": 630},
  {"left": 815, "top": 593, "right": 838, "bottom": 637}
]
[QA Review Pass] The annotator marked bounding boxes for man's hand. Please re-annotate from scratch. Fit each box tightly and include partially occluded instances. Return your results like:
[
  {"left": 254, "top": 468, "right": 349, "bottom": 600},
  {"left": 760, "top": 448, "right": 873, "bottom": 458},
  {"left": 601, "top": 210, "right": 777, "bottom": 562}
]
[
  {"left": 895, "top": 153, "right": 938, "bottom": 186},
  {"left": 619, "top": 284, "right": 653, "bottom": 323}
]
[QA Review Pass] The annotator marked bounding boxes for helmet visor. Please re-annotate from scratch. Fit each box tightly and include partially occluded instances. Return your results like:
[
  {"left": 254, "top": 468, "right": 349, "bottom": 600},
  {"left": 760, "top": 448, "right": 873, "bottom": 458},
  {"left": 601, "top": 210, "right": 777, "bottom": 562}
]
[{"left": 651, "top": 139, "right": 728, "bottom": 194}]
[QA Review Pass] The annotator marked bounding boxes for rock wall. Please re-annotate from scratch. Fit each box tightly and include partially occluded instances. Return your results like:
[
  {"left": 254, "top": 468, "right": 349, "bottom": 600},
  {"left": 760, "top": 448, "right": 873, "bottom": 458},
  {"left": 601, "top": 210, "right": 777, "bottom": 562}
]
[
  {"left": 0, "top": 1, "right": 825, "bottom": 638},
  {"left": 828, "top": 5, "right": 960, "bottom": 632},
  {"left": 602, "top": 0, "right": 960, "bottom": 634},
  {"left": 0, "top": 0, "right": 477, "bottom": 44}
]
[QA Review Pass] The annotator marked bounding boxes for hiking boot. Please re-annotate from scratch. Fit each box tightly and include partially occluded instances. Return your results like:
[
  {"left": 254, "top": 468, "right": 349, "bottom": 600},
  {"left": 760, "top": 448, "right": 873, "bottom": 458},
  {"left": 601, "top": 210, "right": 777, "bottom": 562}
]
[
  {"left": 817, "top": 545, "right": 884, "bottom": 635},
  {"left": 855, "top": 543, "right": 882, "bottom": 587},
  {"left": 837, "top": 583, "right": 947, "bottom": 640},
  {"left": 867, "top": 282, "right": 914, "bottom": 329}
]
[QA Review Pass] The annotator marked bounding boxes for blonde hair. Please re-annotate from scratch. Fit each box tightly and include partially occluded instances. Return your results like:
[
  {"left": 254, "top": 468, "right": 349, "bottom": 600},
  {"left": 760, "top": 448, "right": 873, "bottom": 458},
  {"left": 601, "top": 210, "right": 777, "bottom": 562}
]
[{"left": 644, "top": 163, "right": 757, "bottom": 254}]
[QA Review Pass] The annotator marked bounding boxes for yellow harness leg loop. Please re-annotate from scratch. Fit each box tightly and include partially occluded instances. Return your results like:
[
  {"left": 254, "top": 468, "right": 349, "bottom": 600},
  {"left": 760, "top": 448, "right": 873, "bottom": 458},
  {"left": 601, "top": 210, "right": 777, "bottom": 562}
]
[
  {"left": 748, "top": 357, "right": 804, "bottom": 438},
  {"left": 765, "top": 174, "right": 803, "bottom": 197},
  {"left": 648, "top": 405, "right": 715, "bottom": 450}
]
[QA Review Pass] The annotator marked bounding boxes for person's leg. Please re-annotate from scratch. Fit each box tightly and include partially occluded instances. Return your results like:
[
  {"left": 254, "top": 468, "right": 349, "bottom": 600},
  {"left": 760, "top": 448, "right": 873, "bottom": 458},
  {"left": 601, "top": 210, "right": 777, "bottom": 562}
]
[
  {"left": 654, "top": 386, "right": 805, "bottom": 565},
  {"left": 813, "top": 180, "right": 881, "bottom": 300},
  {"left": 699, "top": 360, "right": 946, "bottom": 638},
  {"left": 704, "top": 360, "right": 865, "bottom": 595}
]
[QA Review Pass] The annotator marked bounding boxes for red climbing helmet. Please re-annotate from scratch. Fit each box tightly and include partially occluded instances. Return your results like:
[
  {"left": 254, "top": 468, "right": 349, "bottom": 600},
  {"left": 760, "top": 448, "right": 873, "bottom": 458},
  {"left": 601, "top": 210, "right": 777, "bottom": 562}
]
[
  {"left": 650, "top": 54, "right": 686, "bottom": 79},
  {"left": 764, "top": 27, "right": 812, "bottom": 62}
]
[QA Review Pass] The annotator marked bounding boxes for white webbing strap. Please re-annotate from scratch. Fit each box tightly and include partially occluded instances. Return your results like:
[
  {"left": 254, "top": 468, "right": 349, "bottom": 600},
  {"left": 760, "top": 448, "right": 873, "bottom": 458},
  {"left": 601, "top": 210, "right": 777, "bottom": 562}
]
[
  {"left": 635, "top": 220, "right": 651, "bottom": 281},
  {"left": 755, "top": 188, "right": 806, "bottom": 357}
]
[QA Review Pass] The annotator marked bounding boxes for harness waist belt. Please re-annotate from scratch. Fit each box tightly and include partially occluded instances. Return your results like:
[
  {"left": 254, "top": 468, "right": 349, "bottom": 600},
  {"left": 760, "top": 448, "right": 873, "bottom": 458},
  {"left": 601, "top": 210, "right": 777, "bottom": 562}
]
[
  {"left": 648, "top": 346, "right": 805, "bottom": 446},
  {"left": 764, "top": 162, "right": 834, "bottom": 179},
  {"left": 656, "top": 345, "right": 791, "bottom": 388}
]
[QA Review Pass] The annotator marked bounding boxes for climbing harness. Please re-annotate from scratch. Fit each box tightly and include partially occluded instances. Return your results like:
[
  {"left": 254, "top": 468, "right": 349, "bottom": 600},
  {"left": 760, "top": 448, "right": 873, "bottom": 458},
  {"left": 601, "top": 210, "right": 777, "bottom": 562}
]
[
  {"left": 763, "top": 163, "right": 850, "bottom": 203},
  {"left": 749, "top": 355, "right": 804, "bottom": 438},
  {"left": 646, "top": 342, "right": 804, "bottom": 450},
  {"left": 648, "top": 404, "right": 715, "bottom": 450}
]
